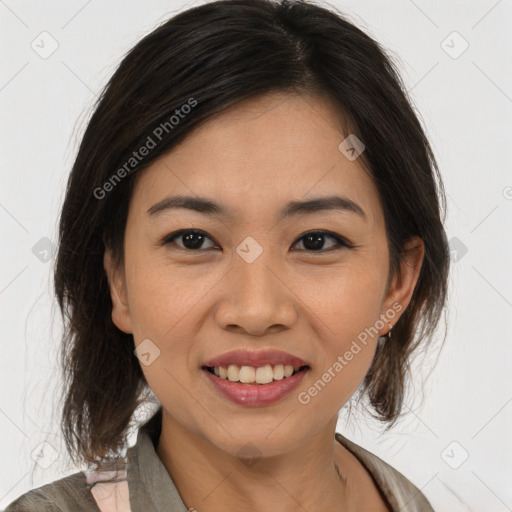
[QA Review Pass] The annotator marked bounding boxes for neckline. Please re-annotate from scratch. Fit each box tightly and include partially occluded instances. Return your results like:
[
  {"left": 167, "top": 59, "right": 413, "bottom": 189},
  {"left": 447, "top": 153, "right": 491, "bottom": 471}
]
[
  {"left": 334, "top": 432, "right": 395, "bottom": 511},
  {"left": 132, "top": 408, "right": 395, "bottom": 511}
]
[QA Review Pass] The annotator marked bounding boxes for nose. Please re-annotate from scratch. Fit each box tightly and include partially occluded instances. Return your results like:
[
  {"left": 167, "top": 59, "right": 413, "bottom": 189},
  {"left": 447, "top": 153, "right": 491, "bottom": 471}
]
[{"left": 214, "top": 249, "right": 298, "bottom": 337}]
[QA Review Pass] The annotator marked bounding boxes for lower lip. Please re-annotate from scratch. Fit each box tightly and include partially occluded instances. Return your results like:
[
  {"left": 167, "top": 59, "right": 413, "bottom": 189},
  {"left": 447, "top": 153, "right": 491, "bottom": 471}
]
[{"left": 202, "top": 367, "right": 309, "bottom": 407}]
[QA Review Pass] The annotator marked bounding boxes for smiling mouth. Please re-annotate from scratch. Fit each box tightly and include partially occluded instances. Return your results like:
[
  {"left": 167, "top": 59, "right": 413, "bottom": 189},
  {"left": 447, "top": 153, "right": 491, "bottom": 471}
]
[{"left": 203, "top": 364, "right": 309, "bottom": 385}]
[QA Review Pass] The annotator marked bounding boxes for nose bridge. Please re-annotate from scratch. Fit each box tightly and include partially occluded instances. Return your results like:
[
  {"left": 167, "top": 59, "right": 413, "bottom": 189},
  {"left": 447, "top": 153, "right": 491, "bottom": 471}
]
[
  {"left": 232, "top": 237, "right": 282, "bottom": 303},
  {"left": 215, "top": 238, "right": 297, "bottom": 334}
]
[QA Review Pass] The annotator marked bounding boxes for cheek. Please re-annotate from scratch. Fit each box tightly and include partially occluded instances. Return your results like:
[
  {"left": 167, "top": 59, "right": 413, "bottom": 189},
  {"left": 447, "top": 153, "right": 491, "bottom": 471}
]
[
  {"left": 124, "top": 240, "right": 388, "bottom": 413},
  {"left": 124, "top": 249, "right": 212, "bottom": 340},
  {"left": 123, "top": 256, "right": 204, "bottom": 412},
  {"left": 294, "top": 262, "right": 386, "bottom": 400},
  {"left": 298, "top": 257, "right": 386, "bottom": 337}
]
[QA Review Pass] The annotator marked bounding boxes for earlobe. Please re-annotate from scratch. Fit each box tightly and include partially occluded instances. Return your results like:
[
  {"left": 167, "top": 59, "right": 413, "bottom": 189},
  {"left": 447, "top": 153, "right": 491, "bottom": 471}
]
[
  {"left": 380, "top": 236, "right": 425, "bottom": 335},
  {"left": 103, "top": 250, "right": 133, "bottom": 334}
]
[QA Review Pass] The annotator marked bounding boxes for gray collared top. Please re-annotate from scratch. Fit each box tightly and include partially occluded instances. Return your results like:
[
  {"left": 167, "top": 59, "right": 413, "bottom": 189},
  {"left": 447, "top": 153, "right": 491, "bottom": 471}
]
[{"left": 4, "top": 408, "right": 434, "bottom": 512}]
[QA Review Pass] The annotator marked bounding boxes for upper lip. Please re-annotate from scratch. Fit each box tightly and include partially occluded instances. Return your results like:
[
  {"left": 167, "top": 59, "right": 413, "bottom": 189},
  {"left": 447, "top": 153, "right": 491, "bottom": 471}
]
[{"left": 203, "top": 349, "right": 309, "bottom": 369}]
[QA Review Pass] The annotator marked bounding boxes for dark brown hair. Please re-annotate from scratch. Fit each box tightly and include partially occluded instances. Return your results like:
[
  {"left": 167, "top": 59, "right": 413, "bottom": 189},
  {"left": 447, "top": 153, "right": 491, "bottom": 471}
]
[{"left": 54, "top": 0, "right": 450, "bottom": 469}]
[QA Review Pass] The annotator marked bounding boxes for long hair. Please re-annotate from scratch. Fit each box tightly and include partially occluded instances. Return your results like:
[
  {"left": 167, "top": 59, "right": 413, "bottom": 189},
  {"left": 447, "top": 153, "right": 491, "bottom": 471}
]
[{"left": 53, "top": 0, "right": 450, "bottom": 469}]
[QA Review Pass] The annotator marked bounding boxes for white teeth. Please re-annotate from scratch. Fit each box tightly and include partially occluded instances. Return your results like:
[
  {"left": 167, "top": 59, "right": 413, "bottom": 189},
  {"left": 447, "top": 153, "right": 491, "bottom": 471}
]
[
  {"left": 227, "top": 364, "right": 240, "bottom": 382},
  {"left": 273, "top": 364, "right": 284, "bottom": 380},
  {"left": 239, "top": 366, "right": 256, "bottom": 383},
  {"left": 211, "top": 363, "right": 305, "bottom": 384},
  {"left": 255, "top": 365, "right": 273, "bottom": 384}
]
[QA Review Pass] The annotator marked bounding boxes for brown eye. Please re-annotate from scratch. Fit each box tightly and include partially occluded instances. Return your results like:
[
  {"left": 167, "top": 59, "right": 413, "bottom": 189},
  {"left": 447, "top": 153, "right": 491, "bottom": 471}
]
[
  {"left": 163, "top": 230, "right": 217, "bottom": 251},
  {"left": 292, "top": 231, "right": 352, "bottom": 252},
  {"left": 161, "top": 229, "right": 352, "bottom": 253}
]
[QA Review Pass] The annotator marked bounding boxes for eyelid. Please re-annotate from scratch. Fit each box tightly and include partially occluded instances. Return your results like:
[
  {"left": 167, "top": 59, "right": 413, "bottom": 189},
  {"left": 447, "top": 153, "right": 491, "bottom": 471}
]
[
  {"left": 293, "top": 230, "right": 355, "bottom": 250},
  {"left": 160, "top": 229, "right": 220, "bottom": 248},
  {"left": 160, "top": 229, "right": 355, "bottom": 251}
]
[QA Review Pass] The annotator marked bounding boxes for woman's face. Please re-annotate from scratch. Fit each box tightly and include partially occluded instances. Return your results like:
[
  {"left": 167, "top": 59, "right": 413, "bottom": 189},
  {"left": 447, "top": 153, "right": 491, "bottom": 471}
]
[{"left": 105, "top": 92, "right": 422, "bottom": 457}]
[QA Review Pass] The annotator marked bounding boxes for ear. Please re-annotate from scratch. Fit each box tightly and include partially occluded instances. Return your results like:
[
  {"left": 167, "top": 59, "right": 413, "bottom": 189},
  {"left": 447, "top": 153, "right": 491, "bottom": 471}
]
[
  {"left": 379, "top": 236, "right": 424, "bottom": 336},
  {"left": 103, "top": 249, "right": 133, "bottom": 334}
]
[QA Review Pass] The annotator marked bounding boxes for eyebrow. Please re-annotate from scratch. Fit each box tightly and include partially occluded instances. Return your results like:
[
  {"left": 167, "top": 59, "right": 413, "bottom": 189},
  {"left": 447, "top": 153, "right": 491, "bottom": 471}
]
[{"left": 147, "top": 194, "right": 366, "bottom": 221}]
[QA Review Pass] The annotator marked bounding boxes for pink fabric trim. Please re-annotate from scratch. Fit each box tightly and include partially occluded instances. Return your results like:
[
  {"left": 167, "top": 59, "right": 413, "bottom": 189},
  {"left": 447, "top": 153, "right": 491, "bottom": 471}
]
[{"left": 84, "top": 468, "right": 131, "bottom": 512}]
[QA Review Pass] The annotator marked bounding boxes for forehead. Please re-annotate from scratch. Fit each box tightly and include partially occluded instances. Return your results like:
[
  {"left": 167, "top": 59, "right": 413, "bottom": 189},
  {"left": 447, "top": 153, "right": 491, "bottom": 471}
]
[{"left": 131, "top": 92, "right": 383, "bottom": 228}]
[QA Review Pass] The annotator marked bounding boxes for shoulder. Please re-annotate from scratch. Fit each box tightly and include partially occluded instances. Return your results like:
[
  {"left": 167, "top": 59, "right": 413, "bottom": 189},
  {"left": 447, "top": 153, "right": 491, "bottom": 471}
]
[
  {"left": 3, "top": 471, "right": 100, "bottom": 512},
  {"left": 335, "top": 433, "right": 435, "bottom": 512}
]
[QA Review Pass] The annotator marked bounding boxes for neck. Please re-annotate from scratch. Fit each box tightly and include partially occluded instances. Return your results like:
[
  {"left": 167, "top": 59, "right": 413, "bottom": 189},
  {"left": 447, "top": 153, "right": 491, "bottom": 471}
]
[{"left": 156, "top": 410, "right": 352, "bottom": 512}]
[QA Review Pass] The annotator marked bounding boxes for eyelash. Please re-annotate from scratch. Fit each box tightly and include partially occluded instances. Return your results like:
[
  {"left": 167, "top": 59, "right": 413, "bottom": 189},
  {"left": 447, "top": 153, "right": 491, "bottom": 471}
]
[{"left": 160, "top": 229, "right": 355, "bottom": 253}]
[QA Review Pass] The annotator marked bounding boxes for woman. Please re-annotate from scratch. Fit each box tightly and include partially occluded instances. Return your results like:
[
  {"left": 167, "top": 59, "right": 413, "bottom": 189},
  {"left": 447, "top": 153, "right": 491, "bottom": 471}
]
[{"left": 5, "top": 0, "right": 449, "bottom": 510}]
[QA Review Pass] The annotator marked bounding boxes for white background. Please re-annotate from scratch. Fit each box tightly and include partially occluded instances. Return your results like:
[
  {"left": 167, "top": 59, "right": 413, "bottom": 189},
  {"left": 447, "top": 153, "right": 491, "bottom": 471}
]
[{"left": 1, "top": 1, "right": 511, "bottom": 510}]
